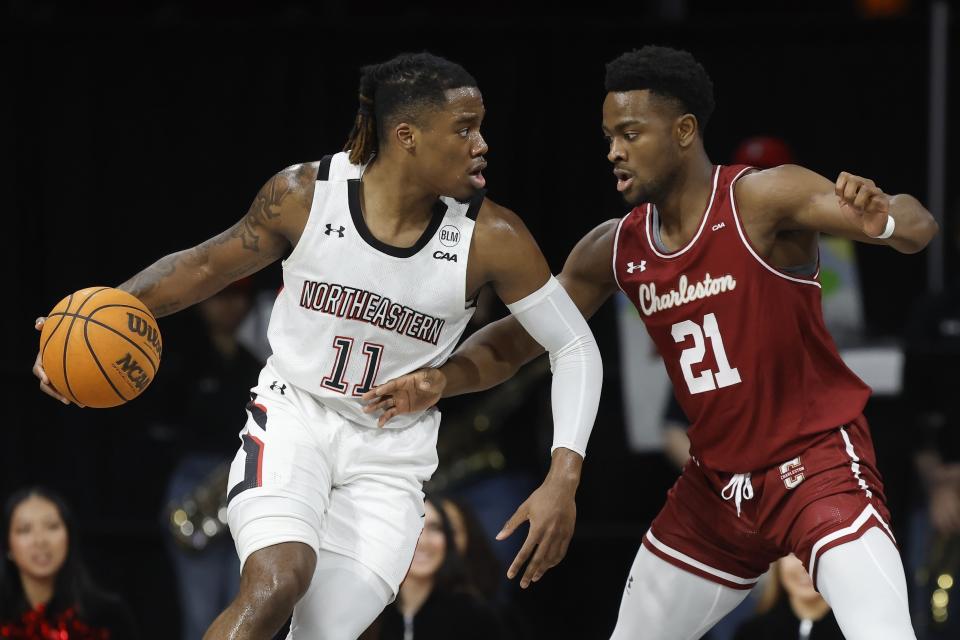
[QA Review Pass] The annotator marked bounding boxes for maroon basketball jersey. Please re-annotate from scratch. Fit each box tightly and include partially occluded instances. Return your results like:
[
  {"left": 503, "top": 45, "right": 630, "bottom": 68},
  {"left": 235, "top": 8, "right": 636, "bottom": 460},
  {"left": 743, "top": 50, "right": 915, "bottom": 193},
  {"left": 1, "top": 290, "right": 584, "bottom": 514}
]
[{"left": 613, "top": 165, "right": 871, "bottom": 472}]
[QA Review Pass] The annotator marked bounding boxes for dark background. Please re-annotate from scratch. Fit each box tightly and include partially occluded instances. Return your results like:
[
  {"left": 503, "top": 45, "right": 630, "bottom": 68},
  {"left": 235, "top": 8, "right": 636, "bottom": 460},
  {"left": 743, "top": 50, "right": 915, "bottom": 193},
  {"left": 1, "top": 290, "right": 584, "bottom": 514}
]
[{"left": 3, "top": 1, "right": 956, "bottom": 637}]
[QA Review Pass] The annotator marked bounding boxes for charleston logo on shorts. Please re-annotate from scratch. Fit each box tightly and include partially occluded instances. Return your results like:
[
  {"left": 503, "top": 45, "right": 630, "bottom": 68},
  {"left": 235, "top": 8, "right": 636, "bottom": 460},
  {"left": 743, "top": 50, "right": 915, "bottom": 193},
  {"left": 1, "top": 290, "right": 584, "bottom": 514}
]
[{"left": 779, "top": 457, "right": 805, "bottom": 489}]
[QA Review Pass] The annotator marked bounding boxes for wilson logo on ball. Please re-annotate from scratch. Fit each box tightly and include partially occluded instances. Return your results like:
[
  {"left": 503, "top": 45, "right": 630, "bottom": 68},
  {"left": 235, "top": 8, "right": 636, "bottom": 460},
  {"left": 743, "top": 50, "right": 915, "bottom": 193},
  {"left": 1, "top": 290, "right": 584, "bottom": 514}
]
[
  {"left": 113, "top": 352, "right": 151, "bottom": 391},
  {"left": 127, "top": 313, "right": 163, "bottom": 357},
  {"left": 40, "top": 286, "right": 161, "bottom": 408}
]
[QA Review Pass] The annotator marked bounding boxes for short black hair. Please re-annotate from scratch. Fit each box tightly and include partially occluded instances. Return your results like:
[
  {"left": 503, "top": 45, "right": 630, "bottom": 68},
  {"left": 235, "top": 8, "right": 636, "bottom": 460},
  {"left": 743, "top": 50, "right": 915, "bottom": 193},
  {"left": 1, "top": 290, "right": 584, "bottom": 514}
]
[
  {"left": 345, "top": 52, "right": 477, "bottom": 164},
  {"left": 605, "top": 46, "right": 715, "bottom": 131}
]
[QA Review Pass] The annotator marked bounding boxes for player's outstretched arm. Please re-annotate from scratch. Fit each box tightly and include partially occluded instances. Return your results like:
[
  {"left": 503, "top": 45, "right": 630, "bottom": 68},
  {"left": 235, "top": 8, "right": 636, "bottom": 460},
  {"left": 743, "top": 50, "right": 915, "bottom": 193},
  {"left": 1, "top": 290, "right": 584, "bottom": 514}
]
[
  {"left": 32, "top": 163, "right": 315, "bottom": 404},
  {"left": 463, "top": 202, "right": 606, "bottom": 589},
  {"left": 739, "top": 164, "right": 938, "bottom": 254},
  {"left": 118, "top": 163, "right": 315, "bottom": 317},
  {"left": 362, "top": 219, "right": 620, "bottom": 422},
  {"left": 364, "top": 216, "right": 619, "bottom": 589}
]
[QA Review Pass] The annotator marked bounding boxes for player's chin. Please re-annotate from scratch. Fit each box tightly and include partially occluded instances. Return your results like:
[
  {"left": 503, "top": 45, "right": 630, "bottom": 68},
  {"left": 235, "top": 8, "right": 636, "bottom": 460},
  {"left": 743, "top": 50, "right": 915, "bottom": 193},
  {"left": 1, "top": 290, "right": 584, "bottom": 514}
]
[
  {"left": 448, "top": 180, "right": 480, "bottom": 202},
  {"left": 621, "top": 186, "right": 646, "bottom": 206}
]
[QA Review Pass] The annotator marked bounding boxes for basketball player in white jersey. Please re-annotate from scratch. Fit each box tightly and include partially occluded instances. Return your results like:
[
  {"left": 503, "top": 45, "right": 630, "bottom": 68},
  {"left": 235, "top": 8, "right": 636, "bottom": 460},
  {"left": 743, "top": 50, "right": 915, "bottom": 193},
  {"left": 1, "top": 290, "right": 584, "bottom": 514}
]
[
  {"left": 33, "top": 52, "right": 602, "bottom": 639},
  {"left": 362, "top": 47, "right": 938, "bottom": 639}
]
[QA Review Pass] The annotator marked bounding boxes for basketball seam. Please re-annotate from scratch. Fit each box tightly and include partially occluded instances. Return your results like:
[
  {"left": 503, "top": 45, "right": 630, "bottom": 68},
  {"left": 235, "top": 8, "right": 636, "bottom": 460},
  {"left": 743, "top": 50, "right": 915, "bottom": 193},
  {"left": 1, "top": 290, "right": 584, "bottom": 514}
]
[
  {"left": 83, "top": 320, "right": 132, "bottom": 404},
  {"left": 61, "top": 287, "right": 111, "bottom": 404},
  {"left": 40, "top": 293, "right": 74, "bottom": 362},
  {"left": 46, "top": 311, "right": 159, "bottom": 374}
]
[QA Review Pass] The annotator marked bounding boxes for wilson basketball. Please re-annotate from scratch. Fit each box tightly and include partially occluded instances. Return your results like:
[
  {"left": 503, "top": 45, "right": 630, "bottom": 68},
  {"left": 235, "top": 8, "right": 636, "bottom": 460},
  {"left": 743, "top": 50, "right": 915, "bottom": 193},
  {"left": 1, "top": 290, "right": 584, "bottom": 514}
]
[{"left": 39, "top": 287, "right": 163, "bottom": 408}]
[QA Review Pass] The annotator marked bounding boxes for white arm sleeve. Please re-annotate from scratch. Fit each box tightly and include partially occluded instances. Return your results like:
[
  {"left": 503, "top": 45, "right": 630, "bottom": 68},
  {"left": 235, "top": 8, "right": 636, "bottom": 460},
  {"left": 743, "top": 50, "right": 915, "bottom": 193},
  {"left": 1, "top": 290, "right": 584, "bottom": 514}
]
[{"left": 505, "top": 276, "right": 602, "bottom": 457}]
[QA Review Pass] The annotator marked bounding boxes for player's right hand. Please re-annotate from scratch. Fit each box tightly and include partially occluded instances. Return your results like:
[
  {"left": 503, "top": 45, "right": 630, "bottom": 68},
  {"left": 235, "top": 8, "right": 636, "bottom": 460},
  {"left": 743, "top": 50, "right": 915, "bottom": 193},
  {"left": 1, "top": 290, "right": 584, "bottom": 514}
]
[
  {"left": 361, "top": 368, "right": 446, "bottom": 427},
  {"left": 835, "top": 171, "right": 890, "bottom": 238},
  {"left": 33, "top": 317, "right": 75, "bottom": 406}
]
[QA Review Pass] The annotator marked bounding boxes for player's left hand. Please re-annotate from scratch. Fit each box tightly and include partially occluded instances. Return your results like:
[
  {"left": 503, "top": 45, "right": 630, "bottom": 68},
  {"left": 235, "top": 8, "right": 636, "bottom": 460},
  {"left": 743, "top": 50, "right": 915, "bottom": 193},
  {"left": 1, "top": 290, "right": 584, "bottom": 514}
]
[
  {"left": 361, "top": 368, "right": 446, "bottom": 427},
  {"left": 497, "top": 472, "right": 578, "bottom": 589},
  {"left": 835, "top": 172, "right": 891, "bottom": 238}
]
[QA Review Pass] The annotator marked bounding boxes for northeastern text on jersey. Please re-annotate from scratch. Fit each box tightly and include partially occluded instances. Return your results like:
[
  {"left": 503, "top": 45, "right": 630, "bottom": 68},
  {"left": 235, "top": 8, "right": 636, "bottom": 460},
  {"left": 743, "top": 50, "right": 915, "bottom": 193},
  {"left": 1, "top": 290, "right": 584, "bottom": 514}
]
[{"left": 298, "top": 280, "right": 445, "bottom": 345}]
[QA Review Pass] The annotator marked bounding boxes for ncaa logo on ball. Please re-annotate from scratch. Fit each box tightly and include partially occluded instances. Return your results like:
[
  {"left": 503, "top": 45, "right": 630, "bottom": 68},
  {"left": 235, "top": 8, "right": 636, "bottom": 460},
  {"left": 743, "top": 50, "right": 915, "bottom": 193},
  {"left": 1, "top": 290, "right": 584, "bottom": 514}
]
[
  {"left": 113, "top": 352, "right": 151, "bottom": 391},
  {"left": 439, "top": 225, "right": 461, "bottom": 247}
]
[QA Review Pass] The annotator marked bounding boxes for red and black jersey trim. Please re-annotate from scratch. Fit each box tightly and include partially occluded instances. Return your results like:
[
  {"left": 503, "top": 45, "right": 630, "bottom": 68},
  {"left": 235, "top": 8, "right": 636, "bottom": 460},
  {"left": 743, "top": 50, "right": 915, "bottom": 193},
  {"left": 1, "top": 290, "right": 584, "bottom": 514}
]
[
  {"left": 245, "top": 393, "right": 268, "bottom": 430},
  {"left": 227, "top": 434, "right": 265, "bottom": 504},
  {"left": 227, "top": 394, "right": 268, "bottom": 504}
]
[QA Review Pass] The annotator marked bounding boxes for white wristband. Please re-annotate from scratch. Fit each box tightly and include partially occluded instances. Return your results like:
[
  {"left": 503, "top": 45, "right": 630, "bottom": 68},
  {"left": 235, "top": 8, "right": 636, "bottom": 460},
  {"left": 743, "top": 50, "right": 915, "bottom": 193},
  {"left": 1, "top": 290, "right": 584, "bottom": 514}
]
[{"left": 869, "top": 215, "right": 895, "bottom": 240}]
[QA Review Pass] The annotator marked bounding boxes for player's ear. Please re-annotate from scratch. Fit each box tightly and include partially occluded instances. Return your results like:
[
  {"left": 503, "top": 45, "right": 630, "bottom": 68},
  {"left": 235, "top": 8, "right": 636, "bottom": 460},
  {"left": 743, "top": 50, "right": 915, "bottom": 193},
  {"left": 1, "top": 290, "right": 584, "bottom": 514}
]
[
  {"left": 395, "top": 122, "right": 416, "bottom": 151},
  {"left": 676, "top": 114, "right": 698, "bottom": 149}
]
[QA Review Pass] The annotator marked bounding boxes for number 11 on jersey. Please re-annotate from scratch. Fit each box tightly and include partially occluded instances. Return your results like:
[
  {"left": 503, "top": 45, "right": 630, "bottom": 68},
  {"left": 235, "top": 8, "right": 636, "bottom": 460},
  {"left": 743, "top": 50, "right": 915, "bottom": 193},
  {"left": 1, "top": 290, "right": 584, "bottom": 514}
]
[
  {"left": 671, "top": 312, "right": 741, "bottom": 395},
  {"left": 321, "top": 336, "right": 385, "bottom": 396}
]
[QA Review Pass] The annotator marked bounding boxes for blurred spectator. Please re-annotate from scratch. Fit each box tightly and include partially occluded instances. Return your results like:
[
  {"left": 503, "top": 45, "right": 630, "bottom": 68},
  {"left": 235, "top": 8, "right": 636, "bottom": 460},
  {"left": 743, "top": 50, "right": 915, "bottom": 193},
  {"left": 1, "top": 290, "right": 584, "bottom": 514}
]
[
  {"left": 731, "top": 135, "right": 796, "bottom": 169},
  {"left": 0, "top": 487, "right": 138, "bottom": 639},
  {"left": 902, "top": 224, "right": 960, "bottom": 639},
  {"left": 733, "top": 555, "right": 843, "bottom": 640},
  {"left": 377, "top": 496, "right": 504, "bottom": 640},
  {"left": 440, "top": 497, "right": 502, "bottom": 604},
  {"left": 152, "top": 281, "right": 264, "bottom": 640}
]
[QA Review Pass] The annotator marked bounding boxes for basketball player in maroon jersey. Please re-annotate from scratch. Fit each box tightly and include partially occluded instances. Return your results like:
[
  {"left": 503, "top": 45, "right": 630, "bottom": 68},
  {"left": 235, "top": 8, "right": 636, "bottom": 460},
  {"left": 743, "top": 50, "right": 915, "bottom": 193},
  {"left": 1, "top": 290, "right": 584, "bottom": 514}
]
[{"left": 363, "top": 46, "right": 937, "bottom": 639}]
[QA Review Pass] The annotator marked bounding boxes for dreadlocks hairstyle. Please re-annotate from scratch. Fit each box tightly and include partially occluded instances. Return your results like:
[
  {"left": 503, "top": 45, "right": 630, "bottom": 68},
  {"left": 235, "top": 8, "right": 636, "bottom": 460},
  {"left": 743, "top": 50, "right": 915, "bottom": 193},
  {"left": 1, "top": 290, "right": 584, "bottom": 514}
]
[
  {"left": 605, "top": 46, "right": 715, "bottom": 132},
  {"left": 344, "top": 52, "right": 477, "bottom": 165}
]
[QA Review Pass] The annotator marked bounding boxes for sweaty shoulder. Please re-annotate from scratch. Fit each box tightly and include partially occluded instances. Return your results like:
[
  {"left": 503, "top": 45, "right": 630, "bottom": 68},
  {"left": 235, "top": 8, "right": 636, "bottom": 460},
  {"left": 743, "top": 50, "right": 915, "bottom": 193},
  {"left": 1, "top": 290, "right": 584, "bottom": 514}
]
[
  {"left": 263, "top": 161, "right": 320, "bottom": 243},
  {"left": 466, "top": 197, "right": 551, "bottom": 301},
  {"left": 469, "top": 197, "right": 542, "bottom": 269},
  {"left": 471, "top": 197, "right": 529, "bottom": 244}
]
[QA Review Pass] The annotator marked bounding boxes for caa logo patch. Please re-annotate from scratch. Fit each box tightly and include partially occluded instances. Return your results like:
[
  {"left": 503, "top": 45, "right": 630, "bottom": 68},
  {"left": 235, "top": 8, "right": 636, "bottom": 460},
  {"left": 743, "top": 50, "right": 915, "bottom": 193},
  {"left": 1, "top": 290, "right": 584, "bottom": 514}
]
[
  {"left": 433, "top": 251, "right": 457, "bottom": 262},
  {"left": 439, "top": 225, "right": 461, "bottom": 247}
]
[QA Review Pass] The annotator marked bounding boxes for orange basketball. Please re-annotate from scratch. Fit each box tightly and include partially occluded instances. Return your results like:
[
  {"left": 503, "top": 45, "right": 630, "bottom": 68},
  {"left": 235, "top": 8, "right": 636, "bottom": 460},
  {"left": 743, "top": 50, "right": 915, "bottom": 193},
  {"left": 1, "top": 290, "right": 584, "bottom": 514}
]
[{"left": 39, "top": 287, "right": 162, "bottom": 408}]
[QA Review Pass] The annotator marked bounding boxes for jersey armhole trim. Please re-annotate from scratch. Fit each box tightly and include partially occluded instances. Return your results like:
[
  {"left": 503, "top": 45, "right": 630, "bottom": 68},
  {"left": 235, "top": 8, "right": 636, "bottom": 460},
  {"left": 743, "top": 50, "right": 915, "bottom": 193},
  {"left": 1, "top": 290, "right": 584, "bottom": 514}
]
[
  {"left": 316, "top": 154, "right": 333, "bottom": 181},
  {"left": 728, "top": 167, "right": 822, "bottom": 289},
  {"left": 465, "top": 189, "right": 487, "bottom": 220},
  {"left": 611, "top": 212, "right": 633, "bottom": 295}
]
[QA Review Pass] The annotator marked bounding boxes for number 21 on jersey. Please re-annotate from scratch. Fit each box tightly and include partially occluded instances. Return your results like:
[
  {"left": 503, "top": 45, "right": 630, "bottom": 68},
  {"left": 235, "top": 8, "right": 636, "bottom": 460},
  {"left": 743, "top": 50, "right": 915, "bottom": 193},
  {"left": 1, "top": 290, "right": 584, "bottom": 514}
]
[
  {"left": 321, "top": 336, "right": 384, "bottom": 396},
  {"left": 671, "top": 312, "right": 741, "bottom": 394}
]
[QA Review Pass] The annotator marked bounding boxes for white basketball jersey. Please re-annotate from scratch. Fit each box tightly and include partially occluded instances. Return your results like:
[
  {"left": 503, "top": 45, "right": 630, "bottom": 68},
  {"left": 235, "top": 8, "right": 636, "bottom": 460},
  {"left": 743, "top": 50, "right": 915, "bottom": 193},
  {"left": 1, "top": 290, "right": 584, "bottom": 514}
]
[{"left": 266, "top": 152, "right": 480, "bottom": 429}]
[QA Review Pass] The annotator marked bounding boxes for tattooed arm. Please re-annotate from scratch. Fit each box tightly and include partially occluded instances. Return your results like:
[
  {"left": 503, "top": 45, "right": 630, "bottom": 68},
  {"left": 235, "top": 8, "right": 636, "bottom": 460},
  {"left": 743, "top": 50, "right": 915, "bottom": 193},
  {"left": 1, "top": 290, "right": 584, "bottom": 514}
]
[
  {"left": 119, "top": 162, "right": 316, "bottom": 317},
  {"left": 34, "top": 162, "right": 316, "bottom": 404}
]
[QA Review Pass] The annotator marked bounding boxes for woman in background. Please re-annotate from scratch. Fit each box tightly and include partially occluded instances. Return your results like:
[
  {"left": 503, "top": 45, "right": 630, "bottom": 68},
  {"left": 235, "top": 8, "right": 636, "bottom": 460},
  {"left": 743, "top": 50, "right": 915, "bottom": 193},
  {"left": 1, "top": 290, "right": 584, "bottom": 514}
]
[
  {"left": 734, "top": 554, "right": 844, "bottom": 640},
  {"left": 0, "top": 487, "right": 137, "bottom": 639},
  {"left": 378, "top": 495, "right": 503, "bottom": 640}
]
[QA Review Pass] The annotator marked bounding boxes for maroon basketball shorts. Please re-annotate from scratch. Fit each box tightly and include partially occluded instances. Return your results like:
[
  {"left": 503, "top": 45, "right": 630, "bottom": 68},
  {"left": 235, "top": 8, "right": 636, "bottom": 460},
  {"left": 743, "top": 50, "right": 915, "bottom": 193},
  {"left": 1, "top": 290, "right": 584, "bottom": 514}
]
[{"left": 644, "top": 415, "right": 895, "bottom": 589}]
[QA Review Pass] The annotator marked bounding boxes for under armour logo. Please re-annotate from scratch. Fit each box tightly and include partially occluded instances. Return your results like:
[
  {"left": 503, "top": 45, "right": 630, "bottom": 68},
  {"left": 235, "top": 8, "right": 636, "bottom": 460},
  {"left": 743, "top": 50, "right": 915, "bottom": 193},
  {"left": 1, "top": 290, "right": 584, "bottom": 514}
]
[
  {"left": 269, "top": 381, "right": 286, "bottom": 395},
  {"left": 324, "top": 224, "right": 345, "bottom": 238},
  {"left": 626, "top": 260, "right": 646, "bottom": 274},
  {"left": 626, "top": 575, "right": 634, "bottom": 592}
]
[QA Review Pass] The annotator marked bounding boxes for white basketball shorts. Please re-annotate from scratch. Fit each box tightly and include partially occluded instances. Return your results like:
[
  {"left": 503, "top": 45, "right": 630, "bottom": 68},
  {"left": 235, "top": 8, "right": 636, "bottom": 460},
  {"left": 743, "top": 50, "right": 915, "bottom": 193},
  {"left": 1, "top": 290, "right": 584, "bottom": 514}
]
[{"left": 225, "top": 362, "right": 440, "bottom": 594}]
